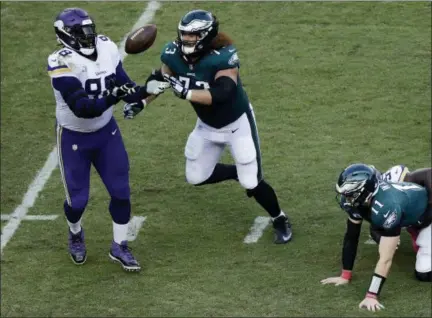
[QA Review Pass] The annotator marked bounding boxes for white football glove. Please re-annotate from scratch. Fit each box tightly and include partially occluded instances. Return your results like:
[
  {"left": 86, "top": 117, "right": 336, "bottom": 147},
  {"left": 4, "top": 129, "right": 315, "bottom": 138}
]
[{"left": 146, "top": 80, "right": 170, "bottom": 95}]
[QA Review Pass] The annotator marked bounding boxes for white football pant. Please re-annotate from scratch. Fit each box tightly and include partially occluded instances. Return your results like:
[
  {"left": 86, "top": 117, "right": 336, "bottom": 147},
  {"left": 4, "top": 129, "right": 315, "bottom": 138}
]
[
  {"left": 184, "top": 105, "right": 261, "bottom": 190},
  {"left": 416, "top": 223, "right": 431, "bottom": 274}
]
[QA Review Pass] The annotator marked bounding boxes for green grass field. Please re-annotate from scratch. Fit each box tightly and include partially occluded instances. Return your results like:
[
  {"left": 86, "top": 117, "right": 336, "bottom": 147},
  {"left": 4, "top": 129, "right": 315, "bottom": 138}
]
[{"left": 1, "top": 1, "right": 431, "bottom": 317}]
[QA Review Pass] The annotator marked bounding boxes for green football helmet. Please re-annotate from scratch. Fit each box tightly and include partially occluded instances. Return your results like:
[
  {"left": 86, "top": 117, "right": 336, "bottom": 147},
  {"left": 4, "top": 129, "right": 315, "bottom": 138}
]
[
  {"left": 336, "top": 163, "right": 379, "bottom": 208},
  {"left": 177, "top": 9, "right": 219, "bottom": 58}
]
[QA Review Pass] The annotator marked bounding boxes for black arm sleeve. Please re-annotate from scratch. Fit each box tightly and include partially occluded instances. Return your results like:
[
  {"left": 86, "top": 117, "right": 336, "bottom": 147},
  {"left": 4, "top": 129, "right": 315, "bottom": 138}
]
[
  {"left": 209, "top": 76, "right": 237, "bottom": 104},
  {"left": 342, "top": 218, "right": 362, "bottom": 271},
  {"left": 52, "top": 76, "right": 118, "bottom": 119}
]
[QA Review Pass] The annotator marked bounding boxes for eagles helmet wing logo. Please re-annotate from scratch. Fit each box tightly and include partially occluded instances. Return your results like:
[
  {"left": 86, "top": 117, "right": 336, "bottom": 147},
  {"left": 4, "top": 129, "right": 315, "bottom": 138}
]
[
  {"left": 228, "top": 52, "right": 239, "bottom": 66},
  {"left": 383, "top": 211, "right": 398, "bottom": 229}
]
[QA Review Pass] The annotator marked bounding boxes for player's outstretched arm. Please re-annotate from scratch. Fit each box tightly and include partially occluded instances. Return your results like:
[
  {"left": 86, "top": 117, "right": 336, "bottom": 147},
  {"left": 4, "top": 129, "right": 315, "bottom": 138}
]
[
  {"left": 321, "top": 217, "right": 362, "bottom": 286},
  {"left": 122, "top": 67, "right": 170, "bottom": 119},
  {"left": 52, "top": 76, "right": 135, "bottom": 119},
  {"left": 163, "top": 67, "right": 238, "bottom": 105},
  {"left": 161, "top": 63, "right": 173, "bottom": 76},
  {"left": 358, "top": 234, "right": 400, "bottom": 312},
  {"left": 48, "top": 53, "right": 136, "bottom": 119},
  {"left": 116, "top": 62, "right": 169, "bottom": 102}
]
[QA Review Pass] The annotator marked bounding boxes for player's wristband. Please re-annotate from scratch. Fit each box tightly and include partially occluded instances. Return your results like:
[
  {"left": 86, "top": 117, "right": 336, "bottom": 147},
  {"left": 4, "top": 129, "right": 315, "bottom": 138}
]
[
  {"left": 366, "top": 273, "right": 386, "bottom": 297},
  {"left": 185, "top": 90, "right": 192, "bottom": 101},
  {"left": 366, "top": 292, "right": 378, "bottom": 299},
  {"left": 341, "top": 270, "right": 352, "bottom": 280}
]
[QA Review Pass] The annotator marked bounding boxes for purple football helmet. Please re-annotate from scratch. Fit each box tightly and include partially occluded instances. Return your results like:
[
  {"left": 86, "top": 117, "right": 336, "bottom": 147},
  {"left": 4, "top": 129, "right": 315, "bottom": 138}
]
[{"left": 54, "top": 8, "right": 97, "bottom": 56}]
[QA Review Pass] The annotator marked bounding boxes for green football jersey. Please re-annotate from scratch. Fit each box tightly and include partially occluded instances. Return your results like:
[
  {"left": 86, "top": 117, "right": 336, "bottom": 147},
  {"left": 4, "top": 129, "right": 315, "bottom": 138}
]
[
  {"left": 370, "top": 180, "right": 428, "bottom": 230},
  {"left": 161, "top": 41, "right": 251, "bottom": 128}
]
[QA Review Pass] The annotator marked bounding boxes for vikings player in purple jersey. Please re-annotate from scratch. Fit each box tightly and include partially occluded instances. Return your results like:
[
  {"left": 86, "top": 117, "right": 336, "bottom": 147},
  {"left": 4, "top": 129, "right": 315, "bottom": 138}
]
[{"left": 48, "top": 8, "right": 168, "bottom": 271}]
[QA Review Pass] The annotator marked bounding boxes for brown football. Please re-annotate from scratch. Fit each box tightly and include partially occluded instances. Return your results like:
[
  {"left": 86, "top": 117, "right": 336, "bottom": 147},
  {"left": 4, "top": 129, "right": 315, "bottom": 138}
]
[{"left": 125, "top": 24, "right": 157, "bottom": 54}]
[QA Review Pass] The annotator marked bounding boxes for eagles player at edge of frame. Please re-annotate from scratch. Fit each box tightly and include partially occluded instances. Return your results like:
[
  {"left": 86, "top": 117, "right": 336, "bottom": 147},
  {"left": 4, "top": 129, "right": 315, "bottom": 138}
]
[
  {"left": 321, "top": 163, "right": 432, "bottom": 312},
  {"left": 124, "top": 9, "right": 293, "bottom": 244}
]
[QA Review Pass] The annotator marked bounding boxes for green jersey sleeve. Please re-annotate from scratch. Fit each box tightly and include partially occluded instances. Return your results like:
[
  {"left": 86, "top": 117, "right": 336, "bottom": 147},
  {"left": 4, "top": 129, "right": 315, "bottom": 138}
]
[
  {"left": 160, "top": 41, "right": 179, "bottom": 70},
  {"left": 213, "top": 45, "right": 240, "bottom": 71}
]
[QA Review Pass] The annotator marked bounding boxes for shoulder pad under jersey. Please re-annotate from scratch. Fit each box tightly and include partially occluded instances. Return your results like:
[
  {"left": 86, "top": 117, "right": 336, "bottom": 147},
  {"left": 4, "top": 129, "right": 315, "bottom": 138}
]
[
  {"left": 47, "top": 49, "right": 76, "bottom": 78},
  {"left": 96, "top": 34, "right": 120, "bottom": 65},
  {"left": 161, "top": 41, "right": 180, "bottom": 69},
  {"left": 210, "top": 44, "right": 240, "bottom": 71}
]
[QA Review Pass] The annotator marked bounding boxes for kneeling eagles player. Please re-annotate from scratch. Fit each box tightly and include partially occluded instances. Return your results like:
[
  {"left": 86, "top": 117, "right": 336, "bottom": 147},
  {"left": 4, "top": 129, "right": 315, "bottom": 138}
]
[
  {"left": 321, "top": 164, "right": 431, "bottom": 312},
  {"left": 124, "top": 10, "right": 292, "bottom": 243}
]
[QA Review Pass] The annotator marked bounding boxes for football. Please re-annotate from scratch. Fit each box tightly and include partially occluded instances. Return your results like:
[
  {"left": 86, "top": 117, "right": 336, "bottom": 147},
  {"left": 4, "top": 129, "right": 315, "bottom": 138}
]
[{"left": 124, "top": 24, "right": 157, "bottom": 54}]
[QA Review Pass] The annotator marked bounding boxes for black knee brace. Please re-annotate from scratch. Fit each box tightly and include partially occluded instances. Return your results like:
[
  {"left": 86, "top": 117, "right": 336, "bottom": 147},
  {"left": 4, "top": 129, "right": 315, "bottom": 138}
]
[{"left": 415, "top": 270, "right": 431, "bottom": 282}]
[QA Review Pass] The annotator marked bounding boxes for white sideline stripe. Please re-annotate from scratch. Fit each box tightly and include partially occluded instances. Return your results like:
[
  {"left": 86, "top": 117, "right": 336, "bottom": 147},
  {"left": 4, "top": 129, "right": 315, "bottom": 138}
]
[
  {"left": 127, "top": 216, "right": 147, "bottom": 241},
  {"left": 244, "top": 216, "right": 271, "bottom": 244},
  {"left": 118, "top": 1, "right": 161, "bottom": 61},
  {"left": 1, "top": 148, "right": 58, "bottom": 254},
  {"left": 1, "top": 214, "right": 59, "bottom": 221},
  {"left": 0, "top": 2, "right": 161, "bottom": 255},
  {"left": 364, "top": 238, "right": 377, "bottom": 245}
]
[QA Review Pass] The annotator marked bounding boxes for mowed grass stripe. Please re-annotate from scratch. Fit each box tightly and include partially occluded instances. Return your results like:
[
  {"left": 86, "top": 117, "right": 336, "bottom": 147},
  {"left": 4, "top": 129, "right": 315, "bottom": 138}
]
[{"left": 0, "top": 2, "right": 430, "bottom": 317}]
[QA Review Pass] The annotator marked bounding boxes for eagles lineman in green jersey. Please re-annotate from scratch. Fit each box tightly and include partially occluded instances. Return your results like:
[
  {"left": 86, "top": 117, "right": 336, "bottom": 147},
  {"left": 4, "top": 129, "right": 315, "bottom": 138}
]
[
  {"left": 128, "top": 10, "right": 292, "bottom": 243},
  {"left": 321, "top": 164, "right": 431, "bottom": 312}
]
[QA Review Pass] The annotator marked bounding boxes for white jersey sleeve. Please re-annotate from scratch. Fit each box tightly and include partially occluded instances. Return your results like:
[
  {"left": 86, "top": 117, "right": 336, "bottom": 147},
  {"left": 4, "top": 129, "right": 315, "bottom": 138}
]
[
  {"left": 381, "top": 165, "right": 410, "bottom": 182},
  {"left": 47, "top": 49, "right": 79, "bottom": 79}
]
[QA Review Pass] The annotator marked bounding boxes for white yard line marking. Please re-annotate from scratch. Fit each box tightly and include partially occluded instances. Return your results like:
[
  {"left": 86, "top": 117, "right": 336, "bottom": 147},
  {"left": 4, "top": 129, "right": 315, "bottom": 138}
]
[
  {"left": 118, "top": 1, "right": 161, "bottom": 61},
  {"left": 1, "top": 2, "right": 161, "bottom": 255},
  {"left": 1, "top": 214, "right": 59, "bottom": 221},
  {"left": 1, "top": 148, "right": 58, "bottom": 254},
  {"left": 364, "top": 238, "right": 377, "bottom": 245},
  {"left": 244, "top": 216, "right": 271, "bottom": 244},
  {"left": 127, "top": 216, "right": 147, "bottom": 241}
]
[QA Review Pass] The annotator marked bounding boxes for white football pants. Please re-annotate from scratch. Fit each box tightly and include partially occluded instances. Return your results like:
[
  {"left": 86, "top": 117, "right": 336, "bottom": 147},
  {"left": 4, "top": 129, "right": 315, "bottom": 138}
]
[
  {"left": 184, "top": 105, "right": 262, "bottom": 190},
  {"left": 416, "top": 223, "right": 431, "bottom": 273}
]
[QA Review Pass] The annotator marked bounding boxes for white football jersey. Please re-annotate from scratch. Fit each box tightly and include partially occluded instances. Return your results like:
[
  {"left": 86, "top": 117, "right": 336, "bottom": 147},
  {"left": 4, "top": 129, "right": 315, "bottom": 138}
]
[
  {"left": 47, "top": 35, "right": 120, "bottom": 132},
  {"left": 381, "top": 164, "right": 410, "bottom": 182}
]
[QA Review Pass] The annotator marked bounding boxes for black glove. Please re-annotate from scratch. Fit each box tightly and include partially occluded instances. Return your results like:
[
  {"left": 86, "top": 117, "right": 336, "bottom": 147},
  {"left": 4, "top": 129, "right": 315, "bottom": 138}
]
[
  {"left": 123, "top": 100, "right": 145, "bottom": 119},
  {"left": 104, "top": 82, "right": 139, "bottom": 100},
  {"left": 112, "top": 83, "right": 139, "bottom": 98}
]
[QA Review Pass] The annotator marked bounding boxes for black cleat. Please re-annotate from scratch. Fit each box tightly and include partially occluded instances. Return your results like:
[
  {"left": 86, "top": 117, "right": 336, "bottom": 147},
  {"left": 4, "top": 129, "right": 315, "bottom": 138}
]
[{"left": 272, "top": 214, "right": 292, "bottom": 244}]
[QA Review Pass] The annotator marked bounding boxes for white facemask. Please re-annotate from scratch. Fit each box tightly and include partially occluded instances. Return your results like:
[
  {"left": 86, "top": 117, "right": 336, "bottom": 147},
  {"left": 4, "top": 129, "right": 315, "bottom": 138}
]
[{"left": 181, "top": 45, "right": 195, "bottom": 55}]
